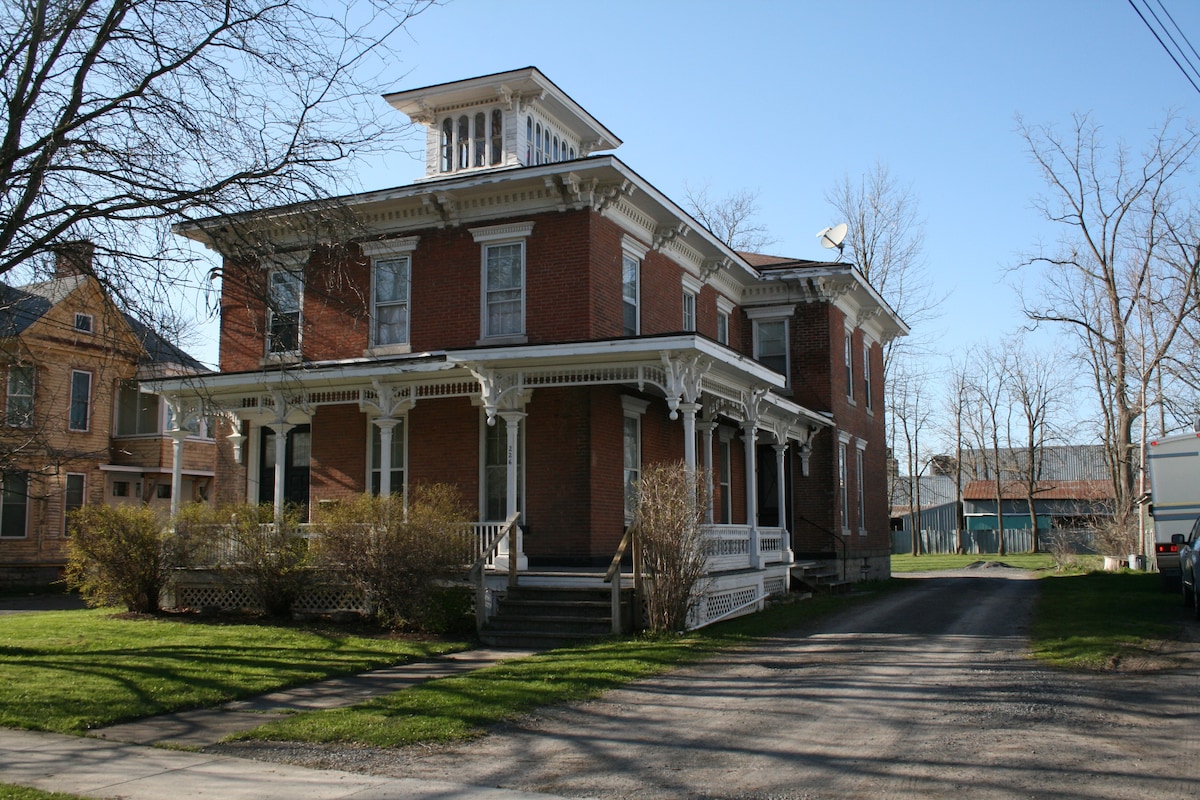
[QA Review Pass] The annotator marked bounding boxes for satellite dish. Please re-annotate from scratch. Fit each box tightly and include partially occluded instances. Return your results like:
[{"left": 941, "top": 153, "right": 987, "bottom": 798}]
[{"left": 817, "top": 223, "right": 848, "bottom": 255}]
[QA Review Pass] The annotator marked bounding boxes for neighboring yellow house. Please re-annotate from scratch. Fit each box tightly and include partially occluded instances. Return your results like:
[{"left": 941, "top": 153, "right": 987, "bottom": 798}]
[{"left": 0, "top": 243, "right": 215, "bottom": 586}]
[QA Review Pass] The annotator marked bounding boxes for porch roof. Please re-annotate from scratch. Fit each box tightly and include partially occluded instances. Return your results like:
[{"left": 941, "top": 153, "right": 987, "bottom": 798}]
[{"left": 144, "top": 334, "right": 831, "bottom": 441}]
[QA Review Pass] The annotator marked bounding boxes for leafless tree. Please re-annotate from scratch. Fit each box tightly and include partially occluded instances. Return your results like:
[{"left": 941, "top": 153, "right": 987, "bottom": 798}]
[
  {"left": 888, "top": 357, "right": 933, "bottom": 555},
  {"left": 0, "top": 0, "right": 435, "bottom": 334},
  {"left": 961, "top": 342, "right": 1014, "bottom": 556},
  {"left": 1005, "top": 335, "right": 1072, "bottom": 552},
  {"left": 681, "top": 183, "right": 777, "bottom": 253},
  {"left": 1016, "top": 113, "right": 1200, "bottom": 526},
  {"left": 825, "top": 162, "right": 940, "bottom": 376}
]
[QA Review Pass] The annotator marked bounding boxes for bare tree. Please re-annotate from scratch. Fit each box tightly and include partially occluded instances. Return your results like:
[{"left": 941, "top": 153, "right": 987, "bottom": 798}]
[
  {"left": 0, "top": 0, "right": 435, "bottom": 329},
  {"left": 1016, "top": 113, "right": 1200, "bottom": 526},
  {"left": 681, "top": 183, "right": 777, "bottom": 253},
  {"left": 825, "top": 162, "right": 940, "bottom": 376},
  {"left": 962, "top": 342, "right": 1013, "bottom": 556},
  {"left": 888, "top": 358, "right": 933, "bottom": 556},
  {"left": 1005, "top": 335, "right": 1072, "bottom": 552}
]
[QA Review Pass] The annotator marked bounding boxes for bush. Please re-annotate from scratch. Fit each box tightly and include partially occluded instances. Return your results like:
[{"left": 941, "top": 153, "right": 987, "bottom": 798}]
[
  {"left": 173, "top": 502, "right": 311, "bottom": 618},
  {"left": 64, "top": 504, "right": 179, "bottom": 613},
  {"left": 634, "top": 461, "right": 710, "bottom": 633},
  {"left": 312, "top": 486, "right": 473, "bottom": 631}
]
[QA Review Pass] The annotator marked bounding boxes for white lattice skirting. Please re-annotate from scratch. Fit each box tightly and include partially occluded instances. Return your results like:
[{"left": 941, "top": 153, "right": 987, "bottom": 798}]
[{"left": 172, "top": 576, "right": 368, "bottom": 614}]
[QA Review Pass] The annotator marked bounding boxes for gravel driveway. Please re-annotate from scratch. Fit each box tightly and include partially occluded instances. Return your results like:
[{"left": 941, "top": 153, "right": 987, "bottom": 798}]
[{"left": 215, "top": 566, "right": 1200, "bottom": 799}]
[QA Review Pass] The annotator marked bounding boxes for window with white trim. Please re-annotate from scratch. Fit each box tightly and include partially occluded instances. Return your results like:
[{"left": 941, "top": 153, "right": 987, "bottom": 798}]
[
  {"left": 6, "top": 365, "right": 33, "bottom": 428},
  {"left": 64, "top": 473, "right": 85, "bottom": 533},
  {"left": 267, "top": 267, "right": 303, "bottom": 355},
  {"left": 483, "top": 414, "right": 524, "bottom": 521},
  {"left": 472, "top": 223, "right": 533, "bottom": 342},
  {"left": 856, "top": 442, "right": 867, "bottom": 534},
  {"left": 69, "top": 370, "right": 91, "bottom": 431},
  {"left": 74, "top": 313, "right": 93, "bottom": 333},
  {"left": 748, "top": 306, "right": 794, "bottom": 382},
  {"left": 370, "top": 419, "right": 406, "bottom": 498},
  {"left": 716, "top": 297, "right": 734, "bottom": 346},
  {"left": 681, "top": 273, "right": 701, "bottom": 333},
  {"left": 622, "top": 396, "right": 649, "bottom": 521},
  {"left": 363, "top": 237, "right": 419, "bottom": 350},
  {"left": 0, "top": 472, "right": 28, "bottom": 538},
  {"left": 718, "top": 430, "right": 732, "bottom": 524},
  {"left": 115, "top": 380, "right": 159, "bottom": 436},
  {"left": 863, "top": 343, "right": 873, "bottom": 410},
  {"left": 844, "top": 329, "right": 855, "bottom": 402},
  {"left": 621, "top": 236, "right": 648, "bottom": 337},
  {"left": 838, "top": 433, "right": 851, "bottom": 533}
]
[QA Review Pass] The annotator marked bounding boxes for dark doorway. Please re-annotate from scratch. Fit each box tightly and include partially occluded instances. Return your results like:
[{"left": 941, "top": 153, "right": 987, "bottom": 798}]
[{"left": 259, "top": 424, "right": 311, "bottom": 511}]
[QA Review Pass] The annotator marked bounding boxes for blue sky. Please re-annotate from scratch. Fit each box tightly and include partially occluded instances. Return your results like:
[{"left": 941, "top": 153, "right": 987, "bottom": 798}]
[
  {"left": 186, "top": 0, "right": 1200, "bottom": 379},
  {"left": 368, "top": 0, "right": 1200, "bottom": 350}
]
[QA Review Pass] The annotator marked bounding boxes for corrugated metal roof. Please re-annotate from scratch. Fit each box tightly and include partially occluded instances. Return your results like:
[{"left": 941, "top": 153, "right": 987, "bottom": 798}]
[{"left": 961, "top": 479, "right": 1114, "bottom": 501}]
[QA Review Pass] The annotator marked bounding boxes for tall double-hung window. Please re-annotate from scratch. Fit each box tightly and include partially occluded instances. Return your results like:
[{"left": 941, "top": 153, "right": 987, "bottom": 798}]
[
  {"left": 69, "top": 370, "right": 91, "bottom": 431},
  {"left": 622, "top": 397, "right": 649, "bottom": 522},
  {"left": 0, "top": 472, "right": 28, "bottom": 538},
  {"left": 747, "top": 306, "right": 794, "bottom": 383},
  {"left": 681, "top": 274, "right": 702, "bottom": 333},
  {"left": 471, "top": 222, "right": 534, "bottom": 343},
  {"left": 6, "top": 365, "right": 33, "bottom": 428},
  {"left": 363, "top": 237, "right": 419, "bottom": 351},
  {"left": 370, "top": 420, "right": 405, "bottom": 498},
  {"left": 266, "top": 256, "right": 305, "bottom": 356},
  {"left": 621, "top": 236, "right": 648, "bottom": 337},
  {"left": 115, "top": 380, "right": 159, "bottom": 435}
]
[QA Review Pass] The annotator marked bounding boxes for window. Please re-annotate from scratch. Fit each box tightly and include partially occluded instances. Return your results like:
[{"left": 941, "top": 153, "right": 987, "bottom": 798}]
[
  {"left": 473, "top": 112, "right": 486, "bottom": 167},
  {"left": 115, "top": 380, "right": 160, "bottom": 435},
  {"left": 441, "top": 118, "right": 453, "bottom": 172},
  {"left": 457, "top": 115, "right": 470, "bottom": 169},
  {"left": 374, "top": 257, "right": 410, "bottom": 346},
  {"left": 0, "top": 472, "right": 27, "bottom": 538},
  {"left": 755, "top": 320, "right": 788, "bottom": 375},
  {"left": 65, "top": 473, "right": 85, "bottom": 533},
  {"left": 490, "top": 109, "right": 503, "bottom": 166},
  {"left": 718, "top": 433, "right": 732, "bottom": 524},
  {"left": 483, "top": 415, "right": 523, "bottom": 521},
  {"left": 74, "top": 313, "right": 92, "bottom": 333},
  {"left": 682, "top": 290, "right": 696, "bottom": 331},
  {"left": 526, "top": 116, "right": 533, "bottom": 163},
  {"left": 267, "top": 267, "right": 302, "bottom": 355},
  {"left": 6, "top": 365, "right": 33, "bottom": 428},
  {"left": 716, "top": 297, "right": 734, "bottom": 346},
  {"left": 535, "top": 123, "right": 542, "bottom": 164},
  {"left": 622, "top": 255, "right": 640, "bottom": 335},
  {"left": 370, "top": 419, "right": 405, "bottom": 497},
  {"left": 863, "top": 343, "right": 873, "bottom": 410},
  {"left": 472, "top": 222, "right": 533, "bottom": 341},
  {"left": 156, "top": 483, "right": 171, "bottom": 500},
  {"left": 838, "top": 441, "right": 849, "bottom": 531},
  {"left": 845, "top": 330, "right": 854, "bottom": 402},
  {"left": 622, "top": 397, "right": 649, "bottom": 520},
  {"left": 69, "top": 371, "right": 91, "bottom": 431},
  {"left": 856, "top": 445, "right": 866, "bottom": 533},
  {"left": 112, "top": 480, "right": 130, "bottom": 498}
]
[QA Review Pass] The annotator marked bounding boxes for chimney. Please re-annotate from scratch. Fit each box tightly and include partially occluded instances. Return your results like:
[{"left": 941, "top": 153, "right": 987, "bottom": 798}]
[{"left": 52, "top": 240, "right": 95, "bottom": 278}]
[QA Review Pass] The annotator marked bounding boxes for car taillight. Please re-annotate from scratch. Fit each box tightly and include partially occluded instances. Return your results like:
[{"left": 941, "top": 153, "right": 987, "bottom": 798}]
[{"left": 1157, "top": 543, "right": 1179, "bottom": 554}]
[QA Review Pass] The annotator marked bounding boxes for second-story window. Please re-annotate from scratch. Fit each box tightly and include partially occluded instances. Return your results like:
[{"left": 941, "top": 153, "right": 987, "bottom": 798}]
[
  {"left": 115, "top": 380, "right": 159, "bottom": 435},
  {"left": 374, "top": 257, "right": 410, "bottom": 346},
  {"left": 69, "top": 370, "right": 91, "bottom": 431},
  {"left": 682, "top": 290, "right": 696, "bottom": 331},
  {"left": 622, "top": 256, "right": 639, "bottom": 336},
  {"left": 6, "top": 365, "right": 33, "bottom": 428},
  {"left": 267, "top": 267, "right": 302, "bottom": 356},
  {"left": 472, "top": 222, "right": 534, "bottom": 343},
  {"left": 755, "top": 320, "right": 788, "bottom": 376},
  {"left": 863, "top": 343, "right": 873, "bottom": 410},
  {"left": 845, "top": 329, "right": 855, "bottom": 402}
]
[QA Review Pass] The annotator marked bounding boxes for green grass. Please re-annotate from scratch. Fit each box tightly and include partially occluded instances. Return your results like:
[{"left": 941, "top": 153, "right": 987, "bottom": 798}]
[
  {"left": 0, "top": 608, "right": 466, "bottom": 733},
  {"left": 233, "top": 588, "right": 892, "bottom": 747},
  {"left": 1029, "top": 570, "right": 1185, "bottom": 670},
  {"left": 0, "top": 786, "right": 87, "bottom": 800},
  {"left": 890, "top": 552, "right": 1066, "bottom": 572}
]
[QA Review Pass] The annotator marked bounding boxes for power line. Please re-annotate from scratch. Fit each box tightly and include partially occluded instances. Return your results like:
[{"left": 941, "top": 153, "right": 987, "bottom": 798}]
[{"left": 1128, "top": 0, "right": 1200, "bottom": 96}]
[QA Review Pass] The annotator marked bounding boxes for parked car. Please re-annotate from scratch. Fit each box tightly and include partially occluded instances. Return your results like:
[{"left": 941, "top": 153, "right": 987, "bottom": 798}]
[{"left": 1174, "top": 516, "right": 1200, "bottom": 618}]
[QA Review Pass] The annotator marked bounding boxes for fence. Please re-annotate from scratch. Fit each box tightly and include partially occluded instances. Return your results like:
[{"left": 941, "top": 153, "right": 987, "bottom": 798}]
[{"left": 891, "top": 528, "right": 1097, "bottom": 555}]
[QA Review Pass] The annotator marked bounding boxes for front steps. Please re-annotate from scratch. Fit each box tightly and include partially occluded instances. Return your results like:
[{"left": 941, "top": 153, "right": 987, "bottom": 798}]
[
  {"left": 479, "top": 584, "right": 633, "bottom": 649},
  {"left": 790, "top": 561, "right": 853, "bottom": 595}
]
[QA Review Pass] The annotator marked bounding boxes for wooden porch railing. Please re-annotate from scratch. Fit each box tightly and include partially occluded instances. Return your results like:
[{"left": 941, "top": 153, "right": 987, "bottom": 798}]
[
  {"left": 604, "top": 522, "right": 642, "bottom": 635},
  {"left": 468, "top": 512, "right": 520, "bottom": 631}
]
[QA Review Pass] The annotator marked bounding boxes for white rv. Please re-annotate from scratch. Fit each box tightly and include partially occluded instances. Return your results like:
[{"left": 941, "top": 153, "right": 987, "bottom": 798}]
[{"left": 1146, "top": 432, "right": 1200, "bottom": 589}]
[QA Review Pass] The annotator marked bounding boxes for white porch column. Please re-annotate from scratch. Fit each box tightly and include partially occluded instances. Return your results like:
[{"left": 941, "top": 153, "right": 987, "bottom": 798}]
[
  {"left": 168, "top": 428, "right": 188, "bottom": 518},
  {"left": 267, "top": 421, "right": 294, "bottom": 521},
  {"left": 496, "top": 410, "right": 528, "bottom": 571},
  {"left": 374, "top": 418, "right": 399, "bottom": 497},
  {"left": 698, "top": 419, "right": 716, "bottom": 524},
  {"left": 743, "top": 420, "right": 761, "bottom": 568},
  {"left": 774, "top": 442, "right": 792, "bottom": 562}
]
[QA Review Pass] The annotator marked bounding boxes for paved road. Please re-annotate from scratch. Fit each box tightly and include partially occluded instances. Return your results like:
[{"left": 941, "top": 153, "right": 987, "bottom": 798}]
[{"left": 223, "top": 567, "right": 1200, "bottom": 799}]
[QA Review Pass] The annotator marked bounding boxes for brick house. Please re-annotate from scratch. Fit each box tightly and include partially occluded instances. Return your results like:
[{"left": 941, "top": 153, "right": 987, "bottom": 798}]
[
  {"left": 150, "top": 68, "right": 905, "bottom": 623},
  {"left": 0, "top": 244, "right": 216, "bottom": 586}
]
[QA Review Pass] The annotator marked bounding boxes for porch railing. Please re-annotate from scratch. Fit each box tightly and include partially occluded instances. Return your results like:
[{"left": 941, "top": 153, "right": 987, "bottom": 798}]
[
  {"left": 700, "top": 524, "right": 789, "bottom": 571},
  {"left": 469, "top": 512, "right": 520, "bottom": 630}
]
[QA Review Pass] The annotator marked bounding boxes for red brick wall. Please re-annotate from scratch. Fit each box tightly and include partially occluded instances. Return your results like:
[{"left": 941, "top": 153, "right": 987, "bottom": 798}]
[
  {"left": 407, "top": 398, "right": 479, "bottom": 502},
  {"left": 310, "top": 404, "right": 366, "bottom": 504},
  {"left": 523, "top": 387, "right": 592, "bottom": 561}
]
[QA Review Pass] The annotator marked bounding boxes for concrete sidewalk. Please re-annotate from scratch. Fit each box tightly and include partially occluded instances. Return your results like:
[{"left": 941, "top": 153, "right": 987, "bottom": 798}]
[
  {"left": 1, "top": 646, "right": 574, "bottom": 799},
  {"left": 0, "top": 728, "right": 584, "bottom": 799}
]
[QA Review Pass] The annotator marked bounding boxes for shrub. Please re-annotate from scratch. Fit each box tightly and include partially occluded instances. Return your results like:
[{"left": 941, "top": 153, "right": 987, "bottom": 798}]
[
  {"left": 634, "top": 461, "right": 710, "bottom": 633},
  {"left": 64, "top": 504, "right": 179, "bottom": 613},
  {"left": 312, "top": 485, "right": 473, "bottom": 631},
  {"left": 173, "top": 502, "right": 311, "bottom": 618}
]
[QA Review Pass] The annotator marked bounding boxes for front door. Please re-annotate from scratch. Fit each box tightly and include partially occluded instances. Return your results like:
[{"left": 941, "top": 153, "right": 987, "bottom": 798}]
[{"left": 259, "top": 425, "right": 311, "bottom": 511}]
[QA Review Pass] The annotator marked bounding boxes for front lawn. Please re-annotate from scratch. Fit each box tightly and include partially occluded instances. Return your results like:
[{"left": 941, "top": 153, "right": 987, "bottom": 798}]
[
  {"left": 0, "top": 608, "right": 466, "bottom": 733},
  {"left": 890, "top": 552, "right": 1063, "bottom": 572}
]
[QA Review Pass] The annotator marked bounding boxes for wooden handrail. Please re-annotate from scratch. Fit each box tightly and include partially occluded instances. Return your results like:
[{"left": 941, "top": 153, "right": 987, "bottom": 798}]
[
  {"left": 604, "top": 523, "right": 639, "bottom": 635},
  {"left": 469, "top": 512, "right": 520, "bottom": 631}
]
